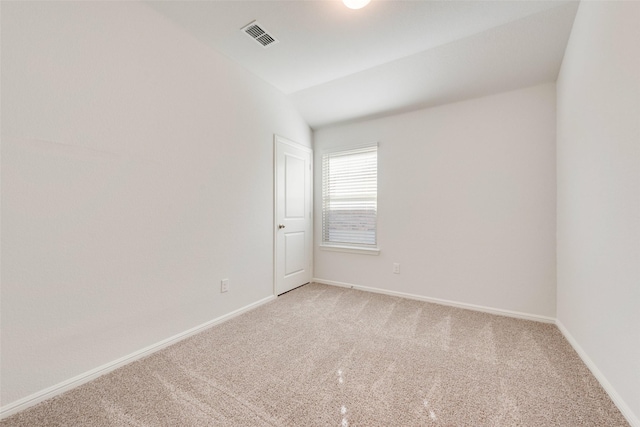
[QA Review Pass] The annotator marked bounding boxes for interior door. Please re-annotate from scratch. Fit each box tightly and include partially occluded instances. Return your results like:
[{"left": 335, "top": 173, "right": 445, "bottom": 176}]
[{"left": 275, "top": 135, "right": 312, "bottom": 295}]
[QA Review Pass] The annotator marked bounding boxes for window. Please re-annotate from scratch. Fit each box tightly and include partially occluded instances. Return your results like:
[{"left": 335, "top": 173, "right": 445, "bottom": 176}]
[{"left": 321, "top": 144, "right": 378, "bottom": 254}]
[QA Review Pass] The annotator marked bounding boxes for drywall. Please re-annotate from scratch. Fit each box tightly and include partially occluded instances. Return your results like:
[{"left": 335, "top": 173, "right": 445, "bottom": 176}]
[
  {"left": 314, "top": 83, "right": 557, "bottom": 318},
  {"left": 556, "top": 1, "right": 640, "bottom": 424},
  {"left": 0, "top": 1, "right": 310, "bottom": 407}
]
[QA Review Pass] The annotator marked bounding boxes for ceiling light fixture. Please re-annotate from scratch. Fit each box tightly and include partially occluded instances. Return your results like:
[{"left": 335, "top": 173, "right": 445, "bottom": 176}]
[{"left": 342, "top": 0, "right": 370, "bottom": 10}]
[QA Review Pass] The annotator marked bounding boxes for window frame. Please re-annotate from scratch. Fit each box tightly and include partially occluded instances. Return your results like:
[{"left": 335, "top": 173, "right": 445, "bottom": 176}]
[{"left": 320, "top": 143, "right": 380, "bottom": 256}]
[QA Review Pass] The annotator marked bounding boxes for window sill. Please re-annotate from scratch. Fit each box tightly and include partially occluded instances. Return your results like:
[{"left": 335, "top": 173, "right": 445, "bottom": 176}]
[{"left": 319, "top": 244, "right": 380, "bottom": 256}]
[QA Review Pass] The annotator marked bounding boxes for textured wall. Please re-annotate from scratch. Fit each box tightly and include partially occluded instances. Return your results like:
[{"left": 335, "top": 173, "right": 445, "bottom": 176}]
[
  {"left": 556, "top": 1, "right": 640, "bottom": 424},
  {"left": 314, "top": 83, "right": 557, "bottom": 318},
  {"left": 1, "top": 1, "right": 310, "bottom": 406}
]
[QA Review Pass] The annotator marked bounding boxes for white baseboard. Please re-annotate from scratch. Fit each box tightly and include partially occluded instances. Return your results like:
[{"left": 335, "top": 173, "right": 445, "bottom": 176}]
[
  {"left": 556, "top": 320, "right": 639, "bottom": 427},
  {"left": 312, "top": 278, "right": 556, "bottom": 323},
  {"left": 0, "top": 295, "right": 276, "bottom": 420}
]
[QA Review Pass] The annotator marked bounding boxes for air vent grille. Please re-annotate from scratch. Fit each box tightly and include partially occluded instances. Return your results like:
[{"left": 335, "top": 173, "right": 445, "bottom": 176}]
[{"left": 241, "top": 21, "right": 279, "bottom": 48}]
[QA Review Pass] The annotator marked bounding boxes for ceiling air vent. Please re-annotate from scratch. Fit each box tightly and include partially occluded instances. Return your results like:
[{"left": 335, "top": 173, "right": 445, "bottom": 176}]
[{"left": 241, "top": 21, "right": 279, "bottom": 48}]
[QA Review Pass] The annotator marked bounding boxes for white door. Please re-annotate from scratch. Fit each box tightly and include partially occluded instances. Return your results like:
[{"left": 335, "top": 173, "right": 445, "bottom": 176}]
[{"left": 275, "top": 135, "right": 312, "bottom": 295}]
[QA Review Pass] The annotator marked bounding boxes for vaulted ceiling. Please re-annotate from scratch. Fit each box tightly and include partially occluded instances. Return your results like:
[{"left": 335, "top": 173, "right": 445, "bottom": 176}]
[{"left": 147, "top": 1, "right": 579, "bottom": 129}]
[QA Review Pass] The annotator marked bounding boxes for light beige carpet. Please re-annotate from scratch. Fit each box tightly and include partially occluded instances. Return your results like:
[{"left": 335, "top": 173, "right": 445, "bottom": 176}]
[{"left": 1, "top": 283, "right": 629, "bottom": 426}]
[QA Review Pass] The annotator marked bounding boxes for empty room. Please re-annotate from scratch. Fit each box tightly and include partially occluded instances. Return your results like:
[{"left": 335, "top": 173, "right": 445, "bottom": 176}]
[{"left": 1, "top": 0, "right": 638, "bottom": 426}]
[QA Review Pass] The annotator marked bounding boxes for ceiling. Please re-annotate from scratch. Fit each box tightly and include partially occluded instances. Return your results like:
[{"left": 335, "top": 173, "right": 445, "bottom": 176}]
[{"left": 147, "top": 0, "right": 579, "bottom": 129}]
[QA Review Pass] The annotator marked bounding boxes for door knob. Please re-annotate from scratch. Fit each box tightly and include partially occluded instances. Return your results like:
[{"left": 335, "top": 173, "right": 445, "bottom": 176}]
[{"left": 278, "top": 224, "right": 285, "bottom": 229}]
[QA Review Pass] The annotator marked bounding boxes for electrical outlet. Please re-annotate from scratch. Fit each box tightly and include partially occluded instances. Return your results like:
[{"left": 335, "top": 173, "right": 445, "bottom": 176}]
[
  {"left": 221, "top": 279, "right": 229, "bottom": 293},
  {"left": 393, "top": 263, "right": 400, "bottom": 274}
]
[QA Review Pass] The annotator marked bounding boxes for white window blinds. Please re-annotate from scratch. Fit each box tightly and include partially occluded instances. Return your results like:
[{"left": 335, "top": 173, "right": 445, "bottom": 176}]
[{"left": 322, "top": 144, "right": 378, "bottom": 247}]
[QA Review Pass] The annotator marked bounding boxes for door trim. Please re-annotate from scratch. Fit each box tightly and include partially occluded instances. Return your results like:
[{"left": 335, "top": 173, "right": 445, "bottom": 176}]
[{"left": 273, "top": 134, "right": 313, "bottom": 296}]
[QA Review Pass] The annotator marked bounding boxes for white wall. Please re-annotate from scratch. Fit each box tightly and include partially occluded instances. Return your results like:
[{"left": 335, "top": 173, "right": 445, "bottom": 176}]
[
  {"left": 556, "top": 1, "right": 640, "bottom": 424},
  {"left": 314, "top": 83, "right": 557, "bottom": 318},
  {"left": 0, "top": 1, "right": 310, "bottom": 407}
]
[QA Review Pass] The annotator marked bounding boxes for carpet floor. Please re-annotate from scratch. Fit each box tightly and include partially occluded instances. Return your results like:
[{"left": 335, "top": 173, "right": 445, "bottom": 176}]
[{"left": 1, "top": 283, "right": 629, "bottom": 426}]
